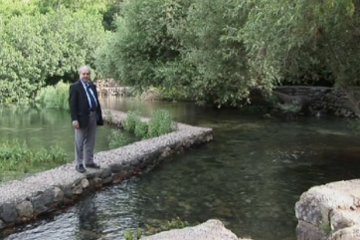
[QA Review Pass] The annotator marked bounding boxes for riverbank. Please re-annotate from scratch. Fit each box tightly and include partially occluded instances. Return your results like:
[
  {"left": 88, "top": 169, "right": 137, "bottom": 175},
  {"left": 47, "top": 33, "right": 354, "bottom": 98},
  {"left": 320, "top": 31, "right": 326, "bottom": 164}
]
[
  {"left": 96, "top": 80, "right": 359, "bottom": 119},
  {"left": 0, "top": 109, "right": 212, "bottom": 234}
]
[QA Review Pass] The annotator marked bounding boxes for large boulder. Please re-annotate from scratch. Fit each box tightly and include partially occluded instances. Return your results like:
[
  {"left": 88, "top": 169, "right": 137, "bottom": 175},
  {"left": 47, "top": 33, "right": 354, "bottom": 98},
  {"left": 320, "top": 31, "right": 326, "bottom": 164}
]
[
  {"left": 140, "top": 219, "right": 252, "bottom": 240},
  {"left": 295, "top": 179, "right": 360, "bottom": 240}
]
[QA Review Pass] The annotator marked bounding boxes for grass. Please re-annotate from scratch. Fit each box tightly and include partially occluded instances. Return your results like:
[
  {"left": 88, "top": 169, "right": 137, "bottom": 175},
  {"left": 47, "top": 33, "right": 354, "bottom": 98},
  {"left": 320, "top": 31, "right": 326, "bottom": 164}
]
[{"left": 0, "top": 140, "right": 69, "bottom": 181}]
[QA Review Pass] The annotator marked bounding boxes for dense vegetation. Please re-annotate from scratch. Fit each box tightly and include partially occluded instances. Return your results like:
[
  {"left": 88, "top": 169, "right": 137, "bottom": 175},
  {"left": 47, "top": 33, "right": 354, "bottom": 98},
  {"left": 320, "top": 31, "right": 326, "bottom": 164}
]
[
  {"left": 97, "top": 0, "right": 360, "bottom": 107},
  {"left": 0, "top": 0, "right": 120, "bottom": 104},
  {"left": 1, "top": 0, "right": 359, "bottom": 107}
]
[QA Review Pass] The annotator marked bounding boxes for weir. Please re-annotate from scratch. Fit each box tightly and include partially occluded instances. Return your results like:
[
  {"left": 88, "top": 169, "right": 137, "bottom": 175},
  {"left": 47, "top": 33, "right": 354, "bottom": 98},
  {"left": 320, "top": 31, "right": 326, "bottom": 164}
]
[{"left": 0, "top": 109, "right": 213, "bottom": 230}]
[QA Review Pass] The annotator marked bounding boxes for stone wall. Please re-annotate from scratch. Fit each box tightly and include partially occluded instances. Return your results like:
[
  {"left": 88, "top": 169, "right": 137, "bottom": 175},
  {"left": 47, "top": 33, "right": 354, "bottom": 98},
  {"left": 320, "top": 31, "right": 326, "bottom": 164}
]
[
  {"left": 274, "top": 86, "right": 357, "bottom": 118},
  {"left": 295, "top": 179, "right": 360, "bottom": 240},
  {"left": 0, "top": 109, "right": 213, "bottom": 232},
  {"left": 95, "top": 79, "right": 132, "bottom": 97}
]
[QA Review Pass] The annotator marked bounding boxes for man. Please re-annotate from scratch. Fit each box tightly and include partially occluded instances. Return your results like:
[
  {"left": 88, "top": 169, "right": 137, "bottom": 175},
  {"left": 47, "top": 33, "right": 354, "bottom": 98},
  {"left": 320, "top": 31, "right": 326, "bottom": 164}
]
[{"left": 69, "top": 65, "right": 103, "bottom": 173}]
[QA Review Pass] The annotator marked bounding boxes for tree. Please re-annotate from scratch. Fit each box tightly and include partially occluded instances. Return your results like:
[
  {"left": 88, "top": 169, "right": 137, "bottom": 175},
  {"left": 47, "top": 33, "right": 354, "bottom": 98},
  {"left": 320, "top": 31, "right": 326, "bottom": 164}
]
[
  {"left": 242, "top": 0, "right": 360, "bottom": 87},
  {"left": 0, "top": 8, "right": 105, "bottom": 103}
]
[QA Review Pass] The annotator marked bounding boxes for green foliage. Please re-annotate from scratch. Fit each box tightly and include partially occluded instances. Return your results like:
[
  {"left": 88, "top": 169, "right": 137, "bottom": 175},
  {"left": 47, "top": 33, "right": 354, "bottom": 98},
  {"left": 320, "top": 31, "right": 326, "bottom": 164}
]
[
  {"left": 34, "top": 0, "right": 108, "bottom": 14},
  {"left": 134, "top": 121, "right": 149, "bottom": 139},
  {"left": 95, "top": 0, "right": 188, "bottom": 87},
  {"left": 123, "top": 111, "right": 141, "bottom": 133},
  {"left": 3, "top": 0, "right": 360, "bottom": 107},
  {"left": 170, "top": 0, "right": 252, "bottom": 107},
  {"left": 0, "top": 140, "right": 69, "bottom": 180},
  {"left": 0, "top": 7, "right": 105, "bottom": 103},
  {"left": 35, "top": 81, "right": 70, "bottom": 110},
  {"left": 145, "top": 217, "right": 190, "bottom": 235},
  {"left": 148, "top": 110, "right": 175, "bottom": 138},
  {"left": 0, "top": 0, "right": 39, "bottom": 21},
  {"left": 242, "top": 0, "right": 360, "bottom": 87},
  {"left": 108, "top": 130, "right": 129, "bottom": 148},
  {"left": 97, "top": 0, "right": 360, "bottom": 108},
  {"left": 96, "top": 0, "right": 256, "bottom": 107},
  {"left": 123, "top": 110, "right": 175, "bottom": 139},
  {"left": 125, "top": 229, "right": 142, "bottom": 240},
  {"left": 125, "top": 217, "right": 189, "bottom": 239}
]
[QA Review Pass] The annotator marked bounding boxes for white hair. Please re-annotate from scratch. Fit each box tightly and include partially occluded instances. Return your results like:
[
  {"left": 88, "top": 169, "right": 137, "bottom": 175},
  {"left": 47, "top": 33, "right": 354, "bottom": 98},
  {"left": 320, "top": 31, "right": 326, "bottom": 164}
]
[{"left": 78, "top": 65, "right": 91, "bottom": 74}]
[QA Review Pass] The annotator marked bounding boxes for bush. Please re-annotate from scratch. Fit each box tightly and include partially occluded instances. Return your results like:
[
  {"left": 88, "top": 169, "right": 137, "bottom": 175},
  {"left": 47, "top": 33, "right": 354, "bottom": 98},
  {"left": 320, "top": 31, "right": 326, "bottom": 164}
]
[
  {"left": 35, "top": 81, "right": 70, "bottom": 110},
  {"left": 147, "top": 110, "right": 175, "bottom": 138},
  {"left": 122, "top": 109, "right": 175, "bottom": 139},
  {"left": 134, "top": 121, "right": 148, "bottom": 139},
  {"left": 0, "top": 8, "right": 105, "bottom": 103},
  {"left": 123, "top": 111, "right": 141, "bottom": 133}
]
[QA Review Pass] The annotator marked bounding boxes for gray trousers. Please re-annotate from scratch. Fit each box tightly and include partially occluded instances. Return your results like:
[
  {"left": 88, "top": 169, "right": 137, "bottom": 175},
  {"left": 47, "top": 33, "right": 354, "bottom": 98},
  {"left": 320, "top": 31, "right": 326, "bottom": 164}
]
[{"left": 75, "top": 111, "right": 97, "bottom": 166}]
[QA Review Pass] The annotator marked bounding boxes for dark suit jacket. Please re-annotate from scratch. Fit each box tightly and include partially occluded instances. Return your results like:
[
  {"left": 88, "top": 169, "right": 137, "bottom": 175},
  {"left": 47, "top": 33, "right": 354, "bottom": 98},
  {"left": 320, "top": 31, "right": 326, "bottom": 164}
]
[{"left": 69, "top": 80, "right": 103, "bottom": 129}]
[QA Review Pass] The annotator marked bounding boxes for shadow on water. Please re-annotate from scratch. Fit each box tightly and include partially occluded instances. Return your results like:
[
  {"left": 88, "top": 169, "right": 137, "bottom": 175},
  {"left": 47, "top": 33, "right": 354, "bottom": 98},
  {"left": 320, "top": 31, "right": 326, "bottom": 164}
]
[{"left": 3, "top": 97, "right": 360, "bottom": 240}]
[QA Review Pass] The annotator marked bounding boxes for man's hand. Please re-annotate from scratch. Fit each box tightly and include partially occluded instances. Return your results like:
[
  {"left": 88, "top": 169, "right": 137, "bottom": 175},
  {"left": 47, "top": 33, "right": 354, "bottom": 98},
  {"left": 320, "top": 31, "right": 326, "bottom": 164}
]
[{"left": 72, "top": 120, "right": 80, "bottom": 129}]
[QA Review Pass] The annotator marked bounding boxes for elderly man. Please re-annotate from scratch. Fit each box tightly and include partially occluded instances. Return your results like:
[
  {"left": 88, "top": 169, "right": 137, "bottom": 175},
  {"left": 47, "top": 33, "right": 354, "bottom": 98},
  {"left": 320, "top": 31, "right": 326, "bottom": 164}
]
[{"left": 69, "top": 65, "right": 103, "bottom": 173}]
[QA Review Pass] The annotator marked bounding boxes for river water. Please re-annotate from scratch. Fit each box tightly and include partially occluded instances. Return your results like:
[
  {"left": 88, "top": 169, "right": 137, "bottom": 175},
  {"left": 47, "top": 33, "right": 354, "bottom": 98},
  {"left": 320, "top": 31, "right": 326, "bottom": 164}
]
[{"left": 3, "top": 97, "right": 360, "bottom": 240}]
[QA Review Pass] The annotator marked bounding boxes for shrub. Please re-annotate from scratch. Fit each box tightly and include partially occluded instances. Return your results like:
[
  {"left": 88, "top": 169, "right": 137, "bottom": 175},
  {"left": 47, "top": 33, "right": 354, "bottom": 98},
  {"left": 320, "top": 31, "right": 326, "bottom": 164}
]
[
  {"left": 35, "top": 81, "right": 70, "bottom": 110},
  {"left": 147, "top": 110, "right": 175, "bottom": 138},
  {"left": 123, "top": 111, "right": 141, "bottom": 133},
  {"left": 108, "top": 130, "right": 129, "bottom": 149},
  {"left": 134, "top": 121, "right": 148, "bottom": 139},
  {"left": 122, "top": 109, "right": 175, "bottom": 139}
]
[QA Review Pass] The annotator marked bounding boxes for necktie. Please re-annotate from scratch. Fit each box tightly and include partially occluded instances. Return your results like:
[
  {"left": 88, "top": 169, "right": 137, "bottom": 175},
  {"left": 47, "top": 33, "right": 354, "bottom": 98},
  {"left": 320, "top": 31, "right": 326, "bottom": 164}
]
[{"left": 85, "top": 83, "right": 97, "bottom": 109}]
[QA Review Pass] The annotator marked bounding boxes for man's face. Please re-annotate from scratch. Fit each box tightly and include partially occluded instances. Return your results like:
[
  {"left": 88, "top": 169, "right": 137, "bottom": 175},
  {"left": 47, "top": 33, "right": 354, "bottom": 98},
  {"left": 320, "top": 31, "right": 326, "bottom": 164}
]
[{"left": 80, "top": 69, "right": 91, "bottom": 82}]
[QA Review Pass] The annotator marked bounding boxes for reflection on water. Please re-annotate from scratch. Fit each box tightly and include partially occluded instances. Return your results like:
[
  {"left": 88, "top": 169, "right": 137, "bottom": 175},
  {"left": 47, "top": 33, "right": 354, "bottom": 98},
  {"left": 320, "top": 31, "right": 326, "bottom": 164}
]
[{"left": 3, "top": 97, "right": 360, "bottom": 240}]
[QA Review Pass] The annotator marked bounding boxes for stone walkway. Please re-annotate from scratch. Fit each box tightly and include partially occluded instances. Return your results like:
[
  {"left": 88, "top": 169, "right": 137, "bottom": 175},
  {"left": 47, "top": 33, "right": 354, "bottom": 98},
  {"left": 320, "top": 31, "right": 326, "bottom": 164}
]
[{"left": 0, "top": 109, "right": 213, "bottom": 229}]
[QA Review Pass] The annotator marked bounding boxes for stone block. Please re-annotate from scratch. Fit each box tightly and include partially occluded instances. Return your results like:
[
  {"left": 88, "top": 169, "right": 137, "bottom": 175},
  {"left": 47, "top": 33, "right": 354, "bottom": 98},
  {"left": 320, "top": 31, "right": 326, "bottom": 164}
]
[
  {"left": 53, "top": 187, "right": 64, "bottom": 202},
  {"left": 81, "top": 178, "right": 90, "bottom": 189},
  {"left": 72, "top": 184, "right": 83, "bottom": 195},
  {"left": 31, "top": 189, "right": 55, "bottom": 215},
  {"left": 0, "top": 202, "right": 18, "bottom": 223},
  {"left": 296, "top": 220, "right": 327, "bottom": 240},
  {"left": 15, "top": 201, "right": 33, "bottom": 218},
  {"left": 329, "top": 225, "right": 360, "bottom": 240},
  {"left": 109, "top": 164, "right": 123, "bottom": 173},
  {"left": 100, "top": 168, "right": 112, "bottom": 178},
  {"left": 102, "top": 176, "right": 113, "bottom": 185}
]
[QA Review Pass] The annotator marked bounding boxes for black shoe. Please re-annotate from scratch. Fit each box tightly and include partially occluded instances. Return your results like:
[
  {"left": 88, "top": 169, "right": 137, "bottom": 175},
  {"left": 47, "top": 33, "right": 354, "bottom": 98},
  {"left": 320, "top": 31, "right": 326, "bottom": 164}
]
[
  {"left": 85, "top": 163, "right": 100, "bottom": 169},
  {"left": 76, "top": 164, "right": 86, "bottom": 173}
]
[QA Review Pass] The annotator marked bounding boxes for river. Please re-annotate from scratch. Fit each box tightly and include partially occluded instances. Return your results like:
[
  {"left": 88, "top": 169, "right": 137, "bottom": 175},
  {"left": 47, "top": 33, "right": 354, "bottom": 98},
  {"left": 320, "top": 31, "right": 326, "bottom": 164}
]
[{"left": 2, "top": 97, "right": 360, "bottom": 240}]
